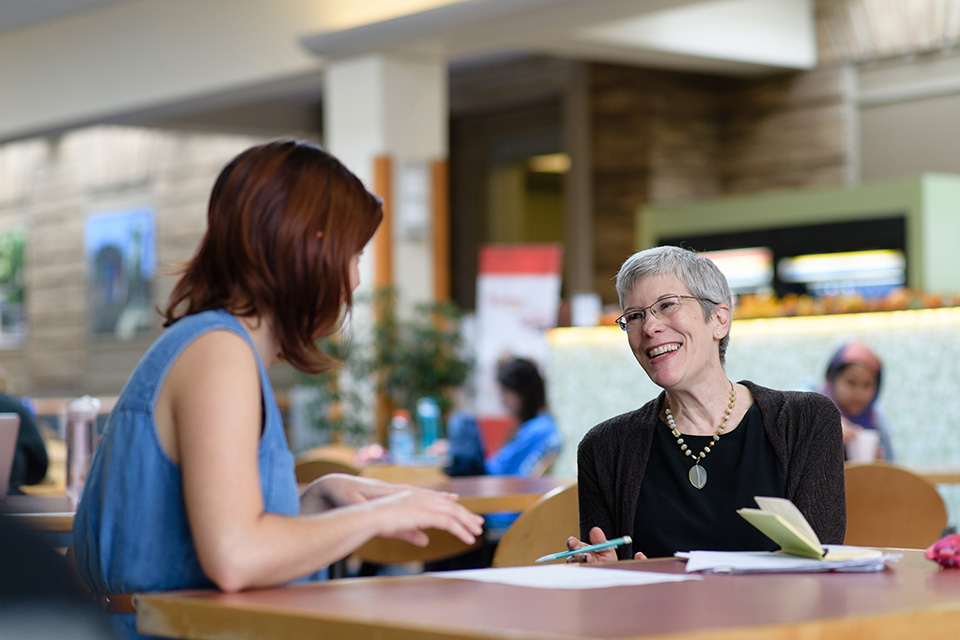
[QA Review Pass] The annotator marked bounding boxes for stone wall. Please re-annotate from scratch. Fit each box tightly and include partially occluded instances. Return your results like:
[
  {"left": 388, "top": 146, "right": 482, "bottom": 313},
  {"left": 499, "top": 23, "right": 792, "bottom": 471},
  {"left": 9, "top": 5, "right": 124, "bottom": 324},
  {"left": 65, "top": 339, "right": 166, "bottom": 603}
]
[
  {"left": 0, "top": 128, "right": 264, "bottom": 397},
  {"left": 589, "top": 65, "right": 726, "bottom": 300},
  {"left": 588, "top": 63, "right": 854, "bottom": 303},
  {"left": 719, "top": 67, "right": 852, "bottom": 193}
]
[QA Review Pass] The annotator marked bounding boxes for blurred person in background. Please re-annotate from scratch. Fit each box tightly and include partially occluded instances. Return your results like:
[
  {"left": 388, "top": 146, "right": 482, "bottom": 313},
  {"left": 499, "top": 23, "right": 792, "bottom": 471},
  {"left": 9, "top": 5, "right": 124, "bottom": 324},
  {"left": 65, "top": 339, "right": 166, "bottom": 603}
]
[
  {"left": 442, "top": 357, "right": 562, "bottom": 479},
  {"left": 72, "top": 140, "right": 483, "bottom": 640},
  {"left": 0, "top": 366, "right": 48, "bottom": 493},
  {"left": 821, "top": 342, "right": 894, "bottom": 462},
  {"left": 568, "top": 246, "right": 845, "bottom": 562},
  {"left": 485, "top": 357, "right": 562, "bottom": 477}
]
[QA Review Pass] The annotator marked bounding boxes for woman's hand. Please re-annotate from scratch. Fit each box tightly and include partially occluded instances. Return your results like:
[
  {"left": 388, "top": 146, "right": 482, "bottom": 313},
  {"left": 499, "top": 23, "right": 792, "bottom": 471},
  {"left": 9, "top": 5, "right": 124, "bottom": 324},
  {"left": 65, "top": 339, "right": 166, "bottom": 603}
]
[
  {"left": 565, "top": 527, "right": 646, "bottom": 563},
  {"left": 424, "top": 438, "right": 450, "bottom": 458},
  {"left": 365, "top": 489, "right": 485, "bottom": 547},
  {"left": 840, "top": 417, "right": 861, "bottom": 445},
  {"left": 300, "top": 474, "right": 484, "bottom": 546},
  {"left": 300, "top": 473, "right": 451, "bottom": 513}
]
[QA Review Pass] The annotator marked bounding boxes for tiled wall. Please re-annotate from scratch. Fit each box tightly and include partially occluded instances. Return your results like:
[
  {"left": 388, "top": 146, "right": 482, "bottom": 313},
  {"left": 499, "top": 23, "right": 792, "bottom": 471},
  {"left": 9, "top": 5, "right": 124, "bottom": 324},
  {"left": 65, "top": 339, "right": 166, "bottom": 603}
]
[
  {"left": 546, "top": 308, "right": 960, "bottom": 527},
  {"left": 0, "top": 128, "right": 266, "bottom": 395}
]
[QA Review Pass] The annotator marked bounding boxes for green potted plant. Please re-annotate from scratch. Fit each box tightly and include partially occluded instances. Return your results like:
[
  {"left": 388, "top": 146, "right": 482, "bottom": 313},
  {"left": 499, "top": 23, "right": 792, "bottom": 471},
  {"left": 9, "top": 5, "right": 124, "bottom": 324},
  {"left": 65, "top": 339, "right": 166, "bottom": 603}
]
[
  {"left": 299, "top": 286, "right": 471, "bottom": 445},
  {"left": 364, "top": 286, "right": 470, "bottom": 418}
]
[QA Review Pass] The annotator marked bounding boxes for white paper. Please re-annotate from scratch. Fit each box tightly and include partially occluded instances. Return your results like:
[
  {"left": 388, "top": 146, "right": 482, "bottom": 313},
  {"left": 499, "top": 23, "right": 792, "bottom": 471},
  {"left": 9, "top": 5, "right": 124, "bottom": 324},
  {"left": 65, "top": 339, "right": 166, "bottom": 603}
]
[
  {"left": 429, "top": 564, "right": 700, "bottom": 589},
  {"left": 679, "top": 546, "right": 901, "bottom": 574}
]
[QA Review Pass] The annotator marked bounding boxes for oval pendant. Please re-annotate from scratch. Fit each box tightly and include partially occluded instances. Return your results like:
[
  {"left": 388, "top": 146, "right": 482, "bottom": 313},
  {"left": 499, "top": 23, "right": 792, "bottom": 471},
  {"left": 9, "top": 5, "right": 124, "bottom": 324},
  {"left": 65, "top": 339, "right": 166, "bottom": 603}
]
[{"left": 689, "top": 465, "right": 707, "bottom": 489}]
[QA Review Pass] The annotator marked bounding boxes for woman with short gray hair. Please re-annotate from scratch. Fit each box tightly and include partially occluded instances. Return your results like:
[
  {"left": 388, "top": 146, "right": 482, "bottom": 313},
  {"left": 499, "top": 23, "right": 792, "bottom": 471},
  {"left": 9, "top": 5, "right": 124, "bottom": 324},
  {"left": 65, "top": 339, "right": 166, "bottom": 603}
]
[{"left": 568, "top": 245, "right": 845, "bottom": 561}]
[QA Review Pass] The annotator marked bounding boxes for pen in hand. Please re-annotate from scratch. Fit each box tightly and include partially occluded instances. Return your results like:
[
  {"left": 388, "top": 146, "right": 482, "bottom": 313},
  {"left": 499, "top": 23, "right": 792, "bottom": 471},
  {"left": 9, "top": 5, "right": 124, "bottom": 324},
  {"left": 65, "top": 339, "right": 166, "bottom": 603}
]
[{"left": 535, "top": 536, "right": 633, "bottom": 563}]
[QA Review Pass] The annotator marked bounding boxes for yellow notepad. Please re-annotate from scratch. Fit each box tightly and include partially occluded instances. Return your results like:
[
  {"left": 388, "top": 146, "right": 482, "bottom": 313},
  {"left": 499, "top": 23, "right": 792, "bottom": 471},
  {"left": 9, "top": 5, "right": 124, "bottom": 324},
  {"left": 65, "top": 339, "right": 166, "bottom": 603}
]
[{"left": 737, "top": 496, "right": 881, "bottom": 561}]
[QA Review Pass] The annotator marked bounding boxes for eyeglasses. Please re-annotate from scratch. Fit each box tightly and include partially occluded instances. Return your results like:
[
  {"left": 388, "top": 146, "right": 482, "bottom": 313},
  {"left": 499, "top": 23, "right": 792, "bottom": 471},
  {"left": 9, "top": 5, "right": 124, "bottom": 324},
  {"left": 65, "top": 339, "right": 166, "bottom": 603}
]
[{"left": 615, "top": 295, "right": 719, "bottom": 331}]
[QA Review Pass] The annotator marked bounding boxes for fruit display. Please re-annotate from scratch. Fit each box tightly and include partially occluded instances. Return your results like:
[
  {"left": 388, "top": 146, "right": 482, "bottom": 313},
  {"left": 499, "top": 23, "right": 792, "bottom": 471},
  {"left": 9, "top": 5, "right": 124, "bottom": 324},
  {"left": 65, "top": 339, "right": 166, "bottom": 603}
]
[{"left": 733, "top": 289, "right": 960, "bottom": 319}]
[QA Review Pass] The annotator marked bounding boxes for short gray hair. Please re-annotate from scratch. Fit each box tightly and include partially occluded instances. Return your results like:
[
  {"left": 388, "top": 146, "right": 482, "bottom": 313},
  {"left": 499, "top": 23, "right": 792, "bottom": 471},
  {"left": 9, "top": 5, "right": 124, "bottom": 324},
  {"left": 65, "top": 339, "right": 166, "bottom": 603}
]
[{"left": 615, "top": 246, "right": 733, "bottom": 366}]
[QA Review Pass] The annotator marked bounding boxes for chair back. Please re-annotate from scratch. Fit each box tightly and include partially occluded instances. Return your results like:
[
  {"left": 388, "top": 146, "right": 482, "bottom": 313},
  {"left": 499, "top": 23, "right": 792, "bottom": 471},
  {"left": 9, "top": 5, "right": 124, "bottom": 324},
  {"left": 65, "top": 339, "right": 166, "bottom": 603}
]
[
  {"left": 294, "top": 458, "right": 360, "bottom": 484},
  {"left": 844, "top": 463, "right": 947, "bottom": 548},
  {"left": 359, "top": 464, "right": 448, "bottom": 486},
  {"left": 296, "top": 443, "right": 358, "bottom": 466},
  {"left": 351, "top": 529, "right": 484, "bottom": 565},
  {"left": 492, "top": 482, "right": 578, "bottom": 567}
]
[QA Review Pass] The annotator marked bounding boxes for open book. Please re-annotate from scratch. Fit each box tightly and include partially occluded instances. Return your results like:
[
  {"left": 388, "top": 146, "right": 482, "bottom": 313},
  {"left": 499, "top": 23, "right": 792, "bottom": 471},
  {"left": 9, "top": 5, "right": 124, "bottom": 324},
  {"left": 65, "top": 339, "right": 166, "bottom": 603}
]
[
  {"left": 737, "top": 496, "right": 881, "bottom": 561},
  {"left": 677, "top": 497, "right": 898, "bottom": 573}
]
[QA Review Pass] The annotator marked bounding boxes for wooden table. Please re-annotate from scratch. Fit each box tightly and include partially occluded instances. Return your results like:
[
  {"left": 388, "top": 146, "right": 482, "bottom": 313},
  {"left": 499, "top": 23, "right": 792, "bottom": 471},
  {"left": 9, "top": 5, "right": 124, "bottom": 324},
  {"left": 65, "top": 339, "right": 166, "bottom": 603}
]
[
  {"left": 433, "top": 476, "right": 573, "bottom": 514},
  {"left": 135, "top": 550, "right": 960, "bottom": 640},
  {"left": 0, "top": 494, "right": 74, "bottom": 533}
]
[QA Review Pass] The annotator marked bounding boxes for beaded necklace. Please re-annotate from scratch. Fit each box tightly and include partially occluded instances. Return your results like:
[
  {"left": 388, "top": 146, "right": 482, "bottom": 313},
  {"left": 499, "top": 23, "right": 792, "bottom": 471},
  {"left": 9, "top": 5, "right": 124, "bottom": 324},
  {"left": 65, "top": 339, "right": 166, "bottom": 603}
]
[{"left": 664, "top": 381, "right": 736, "bottom": 489}]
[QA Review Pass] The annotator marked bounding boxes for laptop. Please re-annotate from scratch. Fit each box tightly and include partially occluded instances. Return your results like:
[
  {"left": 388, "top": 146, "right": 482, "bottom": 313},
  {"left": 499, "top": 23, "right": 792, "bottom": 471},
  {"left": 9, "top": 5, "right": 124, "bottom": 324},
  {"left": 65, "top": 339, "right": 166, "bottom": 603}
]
[{"left": 0, "top": 413, "right": 21, "bottom": 497}]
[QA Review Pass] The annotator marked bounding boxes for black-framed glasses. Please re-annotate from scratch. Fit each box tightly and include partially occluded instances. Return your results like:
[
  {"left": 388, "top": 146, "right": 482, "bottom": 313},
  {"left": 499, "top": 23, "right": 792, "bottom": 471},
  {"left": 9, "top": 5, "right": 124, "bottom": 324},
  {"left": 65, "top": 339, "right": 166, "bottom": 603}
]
[{"left": 615, "top": 295, "right": 719, "bottom": 331}]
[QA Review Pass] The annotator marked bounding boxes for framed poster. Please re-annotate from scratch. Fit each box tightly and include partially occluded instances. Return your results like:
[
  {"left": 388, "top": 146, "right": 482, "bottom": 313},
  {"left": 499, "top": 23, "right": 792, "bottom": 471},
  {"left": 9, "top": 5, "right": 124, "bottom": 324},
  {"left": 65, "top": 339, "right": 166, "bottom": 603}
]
[
  {"left": 85, "top": 207, "right": 156, "bottom": 340},
  {"left": 0, "top": 228, "right": 26, "bottom": 348}
]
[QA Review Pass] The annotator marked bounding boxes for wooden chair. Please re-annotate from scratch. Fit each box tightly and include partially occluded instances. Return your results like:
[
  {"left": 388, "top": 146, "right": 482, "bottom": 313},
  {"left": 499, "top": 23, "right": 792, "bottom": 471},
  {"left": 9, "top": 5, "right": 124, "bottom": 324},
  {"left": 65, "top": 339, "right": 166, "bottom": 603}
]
[
  {"left": 359, "top": 463, "right": 448, "bottom": 485},
  {"left": 294, "top": 458, "right": 361, "bottom": 484},
  {"left": 351, "top": 529, "right": 484, "bottom": 565},
  {"left": 296, "top": 443, "right": 358, "bottom": 466},
  {"left": 844, "top": 463, "right": 948, "bottom": 548},
  {"left": 492, "top": 482, "right": 578, "bottom": 567}
]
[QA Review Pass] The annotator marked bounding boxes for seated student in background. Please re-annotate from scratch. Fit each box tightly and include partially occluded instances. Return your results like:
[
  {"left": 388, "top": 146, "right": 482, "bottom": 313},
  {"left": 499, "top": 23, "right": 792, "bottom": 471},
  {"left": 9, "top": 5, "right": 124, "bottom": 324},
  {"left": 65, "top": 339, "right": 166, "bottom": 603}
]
[
  {"left": 444, "top": 357, "right": 562, "bottom": 478},
  {"left": 72, "top": 140, "right": 483, "bottom": 640},
  {"left": 821, "top": 342, "right": 894, "bottom": 462},
  {"left": 0, "top": 367, "right": 48, "bottom": 493},
  {"left": 486, "top": 357, "right": 562, "bottom": 476}
]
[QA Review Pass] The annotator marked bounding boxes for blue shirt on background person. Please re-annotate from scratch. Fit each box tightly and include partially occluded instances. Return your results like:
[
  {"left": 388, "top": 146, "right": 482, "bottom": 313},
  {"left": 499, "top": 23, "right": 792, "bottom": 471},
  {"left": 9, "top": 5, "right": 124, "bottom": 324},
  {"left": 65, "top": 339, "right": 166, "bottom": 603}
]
[{"left": 485, "top": 413, "right": 562, "bottom": 476}]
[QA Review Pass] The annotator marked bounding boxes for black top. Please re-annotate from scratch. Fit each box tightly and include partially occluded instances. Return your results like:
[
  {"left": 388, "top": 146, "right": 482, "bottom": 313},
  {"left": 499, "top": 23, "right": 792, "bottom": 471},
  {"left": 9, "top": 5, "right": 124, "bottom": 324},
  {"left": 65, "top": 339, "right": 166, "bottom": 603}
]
[
  {"left": 633, "top": 403, "right": 784, "bottom": 558},
  {"left": 578, "top": 382, "right": 845, "bottom": 560}
]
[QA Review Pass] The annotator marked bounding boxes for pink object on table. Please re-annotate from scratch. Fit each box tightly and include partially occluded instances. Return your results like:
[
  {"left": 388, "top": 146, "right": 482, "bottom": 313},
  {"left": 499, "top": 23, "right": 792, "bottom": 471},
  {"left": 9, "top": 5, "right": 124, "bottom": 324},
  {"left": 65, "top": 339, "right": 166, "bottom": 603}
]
[{"left": 925, "top": 533, "right": 960, "bottom": 568}]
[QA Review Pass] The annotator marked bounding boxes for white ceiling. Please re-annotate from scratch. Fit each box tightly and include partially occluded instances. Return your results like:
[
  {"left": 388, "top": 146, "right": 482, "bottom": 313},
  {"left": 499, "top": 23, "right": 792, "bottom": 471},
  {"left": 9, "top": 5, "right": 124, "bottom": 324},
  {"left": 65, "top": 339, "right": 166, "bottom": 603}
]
[
  {"left": 0, "top": 0, "right": 127, "bottom": 32},
  {"left": 301, "top": 0, "right": 817, "bottom": 76},
  {"left": 0, "top": 0, "right": 817, "bottom": 142}
]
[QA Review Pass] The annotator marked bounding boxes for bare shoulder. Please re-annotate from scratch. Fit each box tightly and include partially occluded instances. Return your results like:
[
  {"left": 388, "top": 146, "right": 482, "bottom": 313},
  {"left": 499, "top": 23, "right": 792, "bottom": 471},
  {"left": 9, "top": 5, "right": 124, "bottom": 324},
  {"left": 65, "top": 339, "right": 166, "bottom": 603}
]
[
  {"left": 165, "top": 330, "right": 257, "bottom": 392},
  {"left": 155, "top": 329, "right": 260, "bottom": 462}
]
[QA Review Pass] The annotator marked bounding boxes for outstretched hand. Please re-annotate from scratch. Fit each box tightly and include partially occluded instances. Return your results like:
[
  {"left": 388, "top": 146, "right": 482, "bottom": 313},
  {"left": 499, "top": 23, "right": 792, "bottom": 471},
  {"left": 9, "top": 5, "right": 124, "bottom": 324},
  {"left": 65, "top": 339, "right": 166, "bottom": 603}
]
[
  {"left": 365, "top": 489, "right": 485, "bottom": 547},
  {"left": 300, "top": 474, "right": 484, "bottom": 547},
  {"left": 301, "top": 473, "right": 448, "bottom": 512}
]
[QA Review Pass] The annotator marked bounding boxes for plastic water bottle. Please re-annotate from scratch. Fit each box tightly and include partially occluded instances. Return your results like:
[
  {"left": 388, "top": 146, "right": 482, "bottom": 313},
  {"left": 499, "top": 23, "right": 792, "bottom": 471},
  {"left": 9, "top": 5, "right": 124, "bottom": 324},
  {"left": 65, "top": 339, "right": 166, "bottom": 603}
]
[
  {"left": 66, "top": 395, "right": 102, "bottom": 506},
  {"left": 416, "top": 397, "right": 441, "bottom": 452},
  {"left": 388, "top": 409, "right": 415, "bottom": 463}
]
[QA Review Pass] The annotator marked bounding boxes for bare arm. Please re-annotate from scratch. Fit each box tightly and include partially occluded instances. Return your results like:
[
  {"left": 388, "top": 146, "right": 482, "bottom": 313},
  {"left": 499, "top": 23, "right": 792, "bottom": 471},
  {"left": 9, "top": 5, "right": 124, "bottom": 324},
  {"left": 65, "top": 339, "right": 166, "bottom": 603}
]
[{"left": 163, "top": 331, "right": 483, "bottom": 592}]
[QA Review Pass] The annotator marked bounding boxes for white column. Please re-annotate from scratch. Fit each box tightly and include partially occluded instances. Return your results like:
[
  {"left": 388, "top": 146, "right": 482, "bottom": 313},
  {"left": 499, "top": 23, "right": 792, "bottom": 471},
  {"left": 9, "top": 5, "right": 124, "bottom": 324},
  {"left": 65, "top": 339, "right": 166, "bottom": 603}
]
[{"left": 324, "top": 52, "right": 447, "bottom": 309}]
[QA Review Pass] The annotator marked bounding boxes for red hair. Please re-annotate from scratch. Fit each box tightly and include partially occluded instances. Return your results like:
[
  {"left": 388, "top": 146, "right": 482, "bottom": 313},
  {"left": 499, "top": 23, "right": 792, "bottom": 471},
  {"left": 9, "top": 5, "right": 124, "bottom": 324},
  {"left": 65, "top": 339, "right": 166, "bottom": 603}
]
[{"left": 164, "top": 139, "right": 382, "bottom": 373}]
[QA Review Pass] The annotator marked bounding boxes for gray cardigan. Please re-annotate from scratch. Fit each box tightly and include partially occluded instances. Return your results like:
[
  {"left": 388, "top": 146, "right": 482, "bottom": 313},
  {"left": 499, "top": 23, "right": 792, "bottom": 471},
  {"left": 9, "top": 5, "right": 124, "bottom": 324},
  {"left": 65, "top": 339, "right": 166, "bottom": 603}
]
[{"left": 577, "top": 381, "right": 846, "bottom": 559}]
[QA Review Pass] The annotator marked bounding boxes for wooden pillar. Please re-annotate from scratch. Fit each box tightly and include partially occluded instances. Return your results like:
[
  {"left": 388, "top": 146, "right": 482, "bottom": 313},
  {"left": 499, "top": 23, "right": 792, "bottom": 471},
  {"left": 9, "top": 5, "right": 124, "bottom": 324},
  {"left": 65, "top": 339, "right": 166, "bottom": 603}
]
[
  {"left": 432, "top": 159, "right": 450, "bottom": 302},
  {"left": 373, "top": 155, "right": 393, "bottom": 289},
  {"left": 372, "top": 155, "right": 394, "bottom": 445}
]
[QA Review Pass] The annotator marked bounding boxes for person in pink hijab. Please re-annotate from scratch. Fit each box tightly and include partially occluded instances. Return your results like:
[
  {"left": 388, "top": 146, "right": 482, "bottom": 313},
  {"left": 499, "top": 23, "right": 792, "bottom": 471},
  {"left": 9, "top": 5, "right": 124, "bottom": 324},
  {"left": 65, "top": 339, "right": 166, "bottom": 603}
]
[{"left": 822, "top": 342, "right": 894, "bottom": 461}]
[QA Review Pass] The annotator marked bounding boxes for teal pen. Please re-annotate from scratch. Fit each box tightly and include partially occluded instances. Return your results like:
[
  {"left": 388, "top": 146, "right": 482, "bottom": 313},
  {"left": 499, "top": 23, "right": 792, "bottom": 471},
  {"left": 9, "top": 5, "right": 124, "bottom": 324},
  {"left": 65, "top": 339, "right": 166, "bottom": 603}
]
[{"left": 535, "top": 536, "right": 633, "bottom": 563}]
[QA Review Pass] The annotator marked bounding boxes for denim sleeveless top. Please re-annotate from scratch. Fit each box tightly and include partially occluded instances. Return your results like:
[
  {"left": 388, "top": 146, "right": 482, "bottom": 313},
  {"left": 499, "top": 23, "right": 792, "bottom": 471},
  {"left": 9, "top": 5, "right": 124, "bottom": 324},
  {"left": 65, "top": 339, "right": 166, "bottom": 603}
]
[{"left": 72, "top": 310, "right": 299, "bottom": 639}]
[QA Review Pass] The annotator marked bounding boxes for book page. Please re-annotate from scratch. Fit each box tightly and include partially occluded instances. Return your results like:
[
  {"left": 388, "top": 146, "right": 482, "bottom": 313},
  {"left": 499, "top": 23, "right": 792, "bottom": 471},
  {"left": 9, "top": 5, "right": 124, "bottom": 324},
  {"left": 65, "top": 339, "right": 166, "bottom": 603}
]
[
  {"left": 753, "top": 496, "right": 822, "bottom": 548},
  {"left": 737, "top": 509, "right": 824, "bottom": 559}
]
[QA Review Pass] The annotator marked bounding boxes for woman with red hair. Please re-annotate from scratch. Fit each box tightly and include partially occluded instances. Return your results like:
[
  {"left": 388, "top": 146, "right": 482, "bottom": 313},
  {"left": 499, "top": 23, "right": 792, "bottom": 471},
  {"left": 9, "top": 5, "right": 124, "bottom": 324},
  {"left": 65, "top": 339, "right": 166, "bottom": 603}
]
[{"left": 73, "top": 140, "right": 483, "bottom": 640}]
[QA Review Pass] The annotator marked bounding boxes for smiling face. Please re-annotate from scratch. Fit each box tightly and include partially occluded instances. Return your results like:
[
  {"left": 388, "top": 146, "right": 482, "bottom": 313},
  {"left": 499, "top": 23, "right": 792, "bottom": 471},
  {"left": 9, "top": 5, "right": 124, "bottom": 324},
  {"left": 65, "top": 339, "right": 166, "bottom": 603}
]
[{"left": 622, "top": 273, "right": 729, "bottom": 392}]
